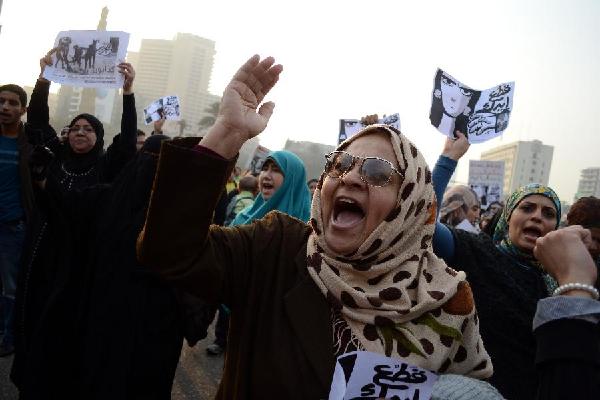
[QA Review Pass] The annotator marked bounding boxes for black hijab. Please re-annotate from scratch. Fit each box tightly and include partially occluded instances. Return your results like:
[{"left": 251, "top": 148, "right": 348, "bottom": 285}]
[{"left": 62, "top": 113, "right": 105, "bottom": 173}]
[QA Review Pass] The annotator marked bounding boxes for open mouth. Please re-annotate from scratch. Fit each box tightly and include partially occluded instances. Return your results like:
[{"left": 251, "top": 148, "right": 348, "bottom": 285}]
[
  {"left": 332, "top": 197, "right": 365, "bottom": 229},
  {"left": 522, "top": 226, "right": 542, "bottom": 241},
  {"left": 262, "top": 182, "right": 274, "bottom": 191}
]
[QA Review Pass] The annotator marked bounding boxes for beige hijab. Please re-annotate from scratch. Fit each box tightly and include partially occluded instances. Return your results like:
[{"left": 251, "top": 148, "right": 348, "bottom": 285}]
[{"left": 306, "top": 125, "right": 492, "bottom": 378}]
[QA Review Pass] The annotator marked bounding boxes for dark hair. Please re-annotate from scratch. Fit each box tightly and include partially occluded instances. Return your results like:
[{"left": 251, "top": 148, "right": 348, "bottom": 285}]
[
  {"left": 567, "top": 196, "right": 600, "bottom": 228},
  {"left": 0, "top": 84, "right": 27, "bottom": 107},
  {"left": 307, "top": 178, "right": 319, "bottom": 186},
  {"left": 239, "top": 175, "right": 258, "bottom": 192},
  {"left": 482, "top": 207, "right": 503, "bottom": 236},
  {"left": 136, "top": 129, "right": 146, "bottom": 137},
  {"left": 429, "top": 70, "right": 481, "bottom": 136}
]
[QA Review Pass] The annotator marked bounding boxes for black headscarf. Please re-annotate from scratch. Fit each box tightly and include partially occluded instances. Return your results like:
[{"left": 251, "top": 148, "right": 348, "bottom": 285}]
[{"left": 62, "top": 113, "right": 105, "bottom": 173}]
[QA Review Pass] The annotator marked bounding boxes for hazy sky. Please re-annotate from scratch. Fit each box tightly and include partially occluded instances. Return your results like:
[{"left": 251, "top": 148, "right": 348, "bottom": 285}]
[{"left": 1, "top": 0, "right": 598, "bottom": 202}]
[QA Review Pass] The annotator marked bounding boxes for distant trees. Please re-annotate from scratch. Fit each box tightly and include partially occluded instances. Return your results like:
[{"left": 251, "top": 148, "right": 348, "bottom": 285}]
[{"left": 198, "top": 101, "right": 220, "bottom": 132}]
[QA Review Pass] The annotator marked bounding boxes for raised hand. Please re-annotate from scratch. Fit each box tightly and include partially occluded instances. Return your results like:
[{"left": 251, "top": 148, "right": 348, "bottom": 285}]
[
  {"left": 39, "top": 48, "right": 58, "bottom": 81},
  {"left": 534, "top": 226, "right": 598, "bottom": 295},
  {"left": 119, "top": 62, "right": 135, "bottom": 95},
  {"left": 153, "top": 115, "right": 166, "bottom": 134},
  {"left": 442, "top": 130, "right": 470, "bottom": 161},
  {"left": 201, "top": 55, "right": 283, "bottom": 158}
]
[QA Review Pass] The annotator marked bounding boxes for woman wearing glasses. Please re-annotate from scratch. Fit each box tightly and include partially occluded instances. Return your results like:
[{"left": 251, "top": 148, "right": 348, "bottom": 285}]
[
  {"left": 137, "top": 55, "right": 494, "bottom": 399},
  {"left": 28, "top": 49, "right": 138, "bottom": 194}
]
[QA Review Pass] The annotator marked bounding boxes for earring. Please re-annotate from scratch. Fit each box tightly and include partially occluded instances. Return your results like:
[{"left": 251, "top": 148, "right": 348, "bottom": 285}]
[{"left": 434, "top": 89, "right": 441, "bottom": 99}]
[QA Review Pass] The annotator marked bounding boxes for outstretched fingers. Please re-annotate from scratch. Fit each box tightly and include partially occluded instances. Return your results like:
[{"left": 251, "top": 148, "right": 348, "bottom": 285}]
[{"left": 231, "top": 55, "right": 282, "bottom": 102}]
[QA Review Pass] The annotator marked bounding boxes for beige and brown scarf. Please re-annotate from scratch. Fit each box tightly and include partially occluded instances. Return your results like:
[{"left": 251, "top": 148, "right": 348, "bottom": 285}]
[{"left": 306, "top": 125, "right": 492, "bottom": 378}]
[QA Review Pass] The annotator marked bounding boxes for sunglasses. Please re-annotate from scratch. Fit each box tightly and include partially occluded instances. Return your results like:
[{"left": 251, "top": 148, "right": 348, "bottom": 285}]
[{"left": 324, "top": 151, "right": 402, "bottom": 187}]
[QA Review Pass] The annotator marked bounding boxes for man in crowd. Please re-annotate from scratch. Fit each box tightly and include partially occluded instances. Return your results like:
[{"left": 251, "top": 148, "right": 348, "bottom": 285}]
[{"left": 0, "top": 84, "right": 55, "bottom": 356}]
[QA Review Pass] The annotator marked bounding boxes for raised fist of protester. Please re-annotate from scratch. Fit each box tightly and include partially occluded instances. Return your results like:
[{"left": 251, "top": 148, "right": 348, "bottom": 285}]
[
  {"left": 201, "top": 55, "right": 283, "bottom": 159},
  {"left": 533, "top": 226, "right": 598, "bottom": 297},
  {"left": 119, "top": 62, "right": 135, "bottom": 95},
  {"left": 39, "top": 48, "right": 58, "bottom": 81},
  {"left": 29, "top": 145, "right": 55, "bottom": 182},
  {"left": 442, "top": 130, "right": 470, "bottom": 161},
  {"left": 360, "top": 114, "right": 379, "bottom": 126}
]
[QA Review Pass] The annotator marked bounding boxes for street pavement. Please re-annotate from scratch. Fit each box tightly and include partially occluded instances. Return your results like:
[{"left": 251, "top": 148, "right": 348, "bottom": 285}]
[{"left": 0, "top": 326, "right": 224, "bottom": 399}]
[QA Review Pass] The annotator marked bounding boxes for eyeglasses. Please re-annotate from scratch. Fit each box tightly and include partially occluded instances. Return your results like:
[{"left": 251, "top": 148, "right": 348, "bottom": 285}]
[
  {"left": 69, "top": 126, "right": 95, "bottom": 134},
  {"left": 324, "top": 151, "right": 402, "bottom": 187}
]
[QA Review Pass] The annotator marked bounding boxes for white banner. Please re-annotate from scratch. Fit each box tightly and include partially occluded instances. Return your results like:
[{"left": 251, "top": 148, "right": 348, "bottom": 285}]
[
  {"left": 468, "top": 160, "right": 505, "bottom": 208},
  {"left": 43, "top": 30, "right": 130, "bottom": 88}
]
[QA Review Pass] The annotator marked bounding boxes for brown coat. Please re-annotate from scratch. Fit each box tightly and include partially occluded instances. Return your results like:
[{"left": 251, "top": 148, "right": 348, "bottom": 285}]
[{"left": 138, "top": 142, "right": 335, "bottom": 399}]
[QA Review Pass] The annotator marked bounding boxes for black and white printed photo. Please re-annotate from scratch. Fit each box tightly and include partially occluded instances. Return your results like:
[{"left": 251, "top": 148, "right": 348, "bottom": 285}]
[{"left": 430, "top": 68, "right": 515, "bottom": 143}]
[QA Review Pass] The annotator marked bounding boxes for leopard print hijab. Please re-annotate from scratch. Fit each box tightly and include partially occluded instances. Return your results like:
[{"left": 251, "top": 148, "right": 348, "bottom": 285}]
[{"left": 306, "top": 125, "right": 492, "bottom": 378}]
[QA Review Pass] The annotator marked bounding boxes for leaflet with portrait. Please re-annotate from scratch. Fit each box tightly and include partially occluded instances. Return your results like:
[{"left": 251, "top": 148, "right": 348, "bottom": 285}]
[
  {"left": 429, "top": 69, "right": 515, "bottom": 143},
  {"left": 143, "top": 95, "right": 181, "bottom": 125}
]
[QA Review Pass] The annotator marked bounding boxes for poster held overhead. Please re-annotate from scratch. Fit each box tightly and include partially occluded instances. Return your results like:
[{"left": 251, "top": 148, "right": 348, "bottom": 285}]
[
  {"left": 338, "top": 113, "right": 400, "bottom": 145},
  {"left": 43, "top": 30, "right": 130, "bottom": 88},
  {"left": 429, "top": 69, "right": 514, "bottom": 143},
  {"left": 468, "top": 160, "right": 505, "bottom": 208},
  {"left": 143, "top": 95, "right": 181, "bottom": 125}
]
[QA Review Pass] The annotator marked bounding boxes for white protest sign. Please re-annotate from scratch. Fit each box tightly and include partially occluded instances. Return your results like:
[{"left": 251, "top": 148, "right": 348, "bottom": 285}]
[
  {"left": 329, "top": 351, "right": 438, "bottom": 400},
  {"left": 143, "top": 95, "right": 181, "bottom": 125},
  {"left": 247, "top": 145, "right": 271, "bottom": 175},
  {"left": 338, "top": 114, "right": 401, "bottom": 145},
  {"left": 43, "top": 30, "right": 130, "bottom": 88},
  {"left": 468, "top": 160, "right": 505, "bottom": 208},
  {"left": 429, "top": 69, "right": 514, "bottom": 143}
]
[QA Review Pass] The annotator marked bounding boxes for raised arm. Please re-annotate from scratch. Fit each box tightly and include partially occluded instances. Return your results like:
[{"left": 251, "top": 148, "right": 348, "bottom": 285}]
[
  {"left": 532, "top": 226, "right": 600, "bottom": 400},
  {"left": 137, "top": 55, "right": 283, "bottom": 305},
  {"left": 102, "top": 63, "right": 138, "bottom": 180},
  {"left": 432, "top": 131, "right": 469, "bottom": 262}
]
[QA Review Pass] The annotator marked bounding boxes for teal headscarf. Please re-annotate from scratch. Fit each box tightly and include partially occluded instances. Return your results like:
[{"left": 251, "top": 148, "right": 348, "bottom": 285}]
[
  {"left": 230, "top": 150, "right": 311, "bottom": 226},
  {"left": 492, "top": 183, "right": 561, "bottom": 291}
]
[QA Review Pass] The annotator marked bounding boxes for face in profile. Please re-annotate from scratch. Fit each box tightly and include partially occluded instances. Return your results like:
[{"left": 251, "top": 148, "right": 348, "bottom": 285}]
[{"left": 440, "top": 73, "right": 474, "bottom": 117}]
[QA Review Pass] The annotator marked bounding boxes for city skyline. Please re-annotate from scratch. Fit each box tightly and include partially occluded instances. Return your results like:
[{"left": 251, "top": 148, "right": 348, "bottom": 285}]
[{"left": 0, "top": 0, "right": 599, "bottom": 202}]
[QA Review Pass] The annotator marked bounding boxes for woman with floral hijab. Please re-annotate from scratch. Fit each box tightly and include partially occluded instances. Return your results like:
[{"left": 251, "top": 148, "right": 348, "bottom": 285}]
[{"left": 137, "top": 55, "right": 492, "bottom": 399}]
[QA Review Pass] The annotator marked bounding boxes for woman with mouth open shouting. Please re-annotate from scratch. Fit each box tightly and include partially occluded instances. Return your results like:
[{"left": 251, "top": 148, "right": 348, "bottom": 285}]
[
  {"left": 136, "top": 55, "right": 493, "bottom": 399},
  {"left": 432, "top": 137, "right": 572, "bottom": 399}
]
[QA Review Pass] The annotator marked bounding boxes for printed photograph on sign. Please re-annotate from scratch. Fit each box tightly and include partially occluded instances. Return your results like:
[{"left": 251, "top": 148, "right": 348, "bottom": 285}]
[
  {"left": 468, "top": 160, "right": 505, "bottom": 208},
  {"left": 338, "top": 113, "right": 401, "bottom": 145},
  {"left": 43, "top": 30, "right": 130, "bottom": 88},
  {"left": 143, "top": 95, "right": 181, "bottom": 125},
  {"left": 247, "top": 145, "right": 271, "bottom": 175},
  {"left": 429, "top": 69, "right": 514, "bottom": 144}
]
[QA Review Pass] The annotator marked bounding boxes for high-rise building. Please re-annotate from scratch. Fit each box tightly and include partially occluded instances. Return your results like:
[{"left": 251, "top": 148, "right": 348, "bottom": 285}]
[
  {"left": 575, "top": 168, "right": 600, "bottom": 199},
  {"left": 129, "top": 33, "right": 220, "bottom": 136},
  {"left": 480, "top": 140, "right": 553, "bottom": 194}
]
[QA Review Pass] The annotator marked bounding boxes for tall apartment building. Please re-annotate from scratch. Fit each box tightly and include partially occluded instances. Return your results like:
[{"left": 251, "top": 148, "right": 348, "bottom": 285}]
[
  {"left": 127, "top": 33, "right": 220, "bottom": 135},
  {"left": 575, "top": 168, "right": 600, "bottom": 199},
  {"left": 480, "top": 140, "right": 554, "bottom": 194}
]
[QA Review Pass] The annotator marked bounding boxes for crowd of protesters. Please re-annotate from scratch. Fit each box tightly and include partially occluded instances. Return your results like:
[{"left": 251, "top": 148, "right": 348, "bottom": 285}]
[{"left": 0, "top": 49, "right": 599, "bottom": 400}]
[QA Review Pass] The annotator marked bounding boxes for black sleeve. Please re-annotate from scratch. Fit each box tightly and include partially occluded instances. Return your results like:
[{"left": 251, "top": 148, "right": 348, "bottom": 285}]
[
  {"left": 535, "top": 319, "right": 600, "bottom": 400},
  {"left": 27, "top": 80, "right": 51, "bottom": 126},
  {"left": 213, "top": 188, "right": 229, "bottom": 226},
  {"left": 102, "top": 94, "right": 137, "bottom": 181}
]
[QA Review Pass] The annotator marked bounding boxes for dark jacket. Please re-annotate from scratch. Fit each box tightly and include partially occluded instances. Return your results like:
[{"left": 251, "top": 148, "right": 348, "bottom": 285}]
[
  {"left": 535, "top": 318, "right": 600, "bottom": 400},
  {"left": 14, "top": 121, "right": 59, "bottom": 223},
  {"left": 450, "top": 229, "right": 548, "bottom": 400},
  {"left": 137, "top": 142, "right": 336, "bottom": 399}
]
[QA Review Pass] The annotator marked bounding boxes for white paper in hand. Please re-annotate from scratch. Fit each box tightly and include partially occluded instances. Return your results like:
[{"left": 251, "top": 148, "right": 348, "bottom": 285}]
[
  {"left": 329, "top": 351, "right": 438, "bottom": 400},
  {"left": 43, "top": 30, "right": 130, "bottom": 88}
]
